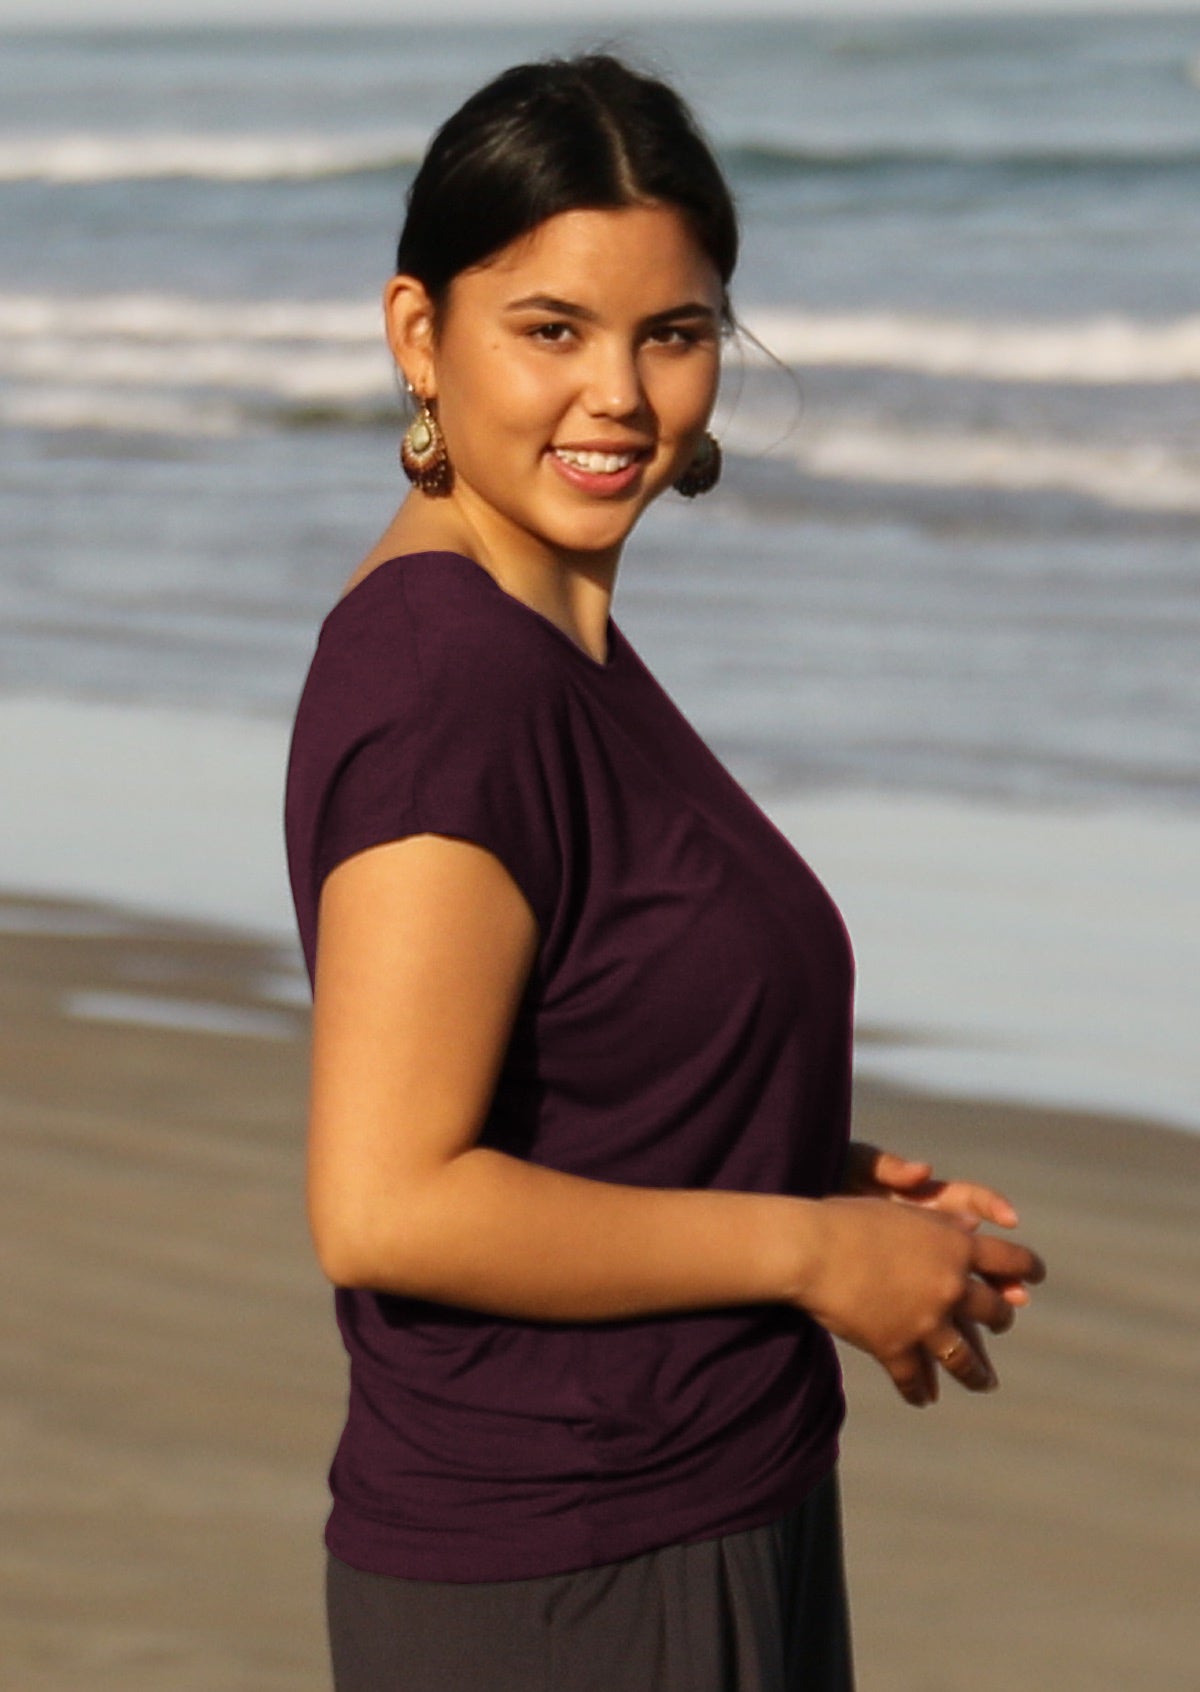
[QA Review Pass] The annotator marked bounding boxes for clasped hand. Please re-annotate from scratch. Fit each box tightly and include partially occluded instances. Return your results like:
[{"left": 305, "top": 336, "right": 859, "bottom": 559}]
[{"left": 811, "top": 1140, "right": 1045, "bottom": 1408}]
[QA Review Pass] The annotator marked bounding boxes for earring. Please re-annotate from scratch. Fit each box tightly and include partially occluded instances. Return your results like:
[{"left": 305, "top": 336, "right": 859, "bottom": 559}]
[
  {"left": 400, "top": 398, "right": 451, "bottom": 495},
  {"left": 673, "top": 432, "right": 721, "bottom": 498}
]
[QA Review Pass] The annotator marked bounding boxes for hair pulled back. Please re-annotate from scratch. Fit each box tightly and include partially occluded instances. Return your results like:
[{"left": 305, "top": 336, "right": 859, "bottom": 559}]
[{"left": 395, "top": 54, "right": 738, "bottom": 321}]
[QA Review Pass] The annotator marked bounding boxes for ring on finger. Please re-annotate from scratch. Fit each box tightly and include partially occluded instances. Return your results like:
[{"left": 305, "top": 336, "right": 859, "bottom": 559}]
[{"left": 937, "top": 1337, "right": 967, "bottom": 1366}]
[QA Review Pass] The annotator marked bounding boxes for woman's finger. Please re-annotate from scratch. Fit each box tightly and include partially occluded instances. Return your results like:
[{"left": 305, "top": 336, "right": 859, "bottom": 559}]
[
  {"left": 841, "top": 1141, "right": 936, "bottom": 1196},
  {"left": 957, "top": 1276, "right": 1016, "bottom": 1335},
  {"left": 872, "top": 1149, "right": 934, "bottom": 1190},
  {"left": 949, "top": 1182, "right": 1019, "bottom": 1227},
  {"left": 927, "top": 1324, "right": 996, "bottom": 1392},
  {"left": 997, "top": 1279, "right": 1032, "bottom": 1307},
  {"left": 904, "top": 1178, "right": 1019, "bottom": 1227},
  {"left": 970, "top": 1231, "right": 1046, "bottom": 1287},
  {"left": 887, "top": 1346, "right": 938, "bottom": 1408},
  {"left": 918, "top": 1345, "right": 939, "bottom": 1405}
]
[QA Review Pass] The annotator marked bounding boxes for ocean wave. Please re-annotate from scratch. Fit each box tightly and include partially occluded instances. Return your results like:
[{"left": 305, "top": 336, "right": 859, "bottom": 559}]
[
  {"left": 0, "top": 292, "right": 394, "bottom": 410},
  {"left": 1, "top": 387, "right": 247, "bottom": 437},
  {"left": 726, "top": 138, "right": 1200, "bottom": 182},
  {"left": 2, "top": 344, "right": 391, "bottom": 414},
  {"left": 773, "top": 423, "right": 1200, "bottom": 515},
  {"left": 0, "top": 292, "right": 381, "bottom": 346},
  {"left": 6, "top": 292, "right": 1200, "bottom": 389},
  {"left": 0, "top": 131, "right": 425, "bottom": 184},
  {"left": 741, "top": 309, "right": 1200, "bottom": 385}
]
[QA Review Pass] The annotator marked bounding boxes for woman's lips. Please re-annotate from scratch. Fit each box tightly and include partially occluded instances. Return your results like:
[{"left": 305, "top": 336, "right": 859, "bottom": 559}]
[{"left": 548, "top": 444, "right": 649, "bottom": 496}]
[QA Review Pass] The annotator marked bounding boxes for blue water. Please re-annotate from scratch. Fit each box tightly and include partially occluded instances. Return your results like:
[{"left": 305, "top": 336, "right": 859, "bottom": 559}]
[{"left": 1, "top": 13, "right": 1198, "bottom": 808}]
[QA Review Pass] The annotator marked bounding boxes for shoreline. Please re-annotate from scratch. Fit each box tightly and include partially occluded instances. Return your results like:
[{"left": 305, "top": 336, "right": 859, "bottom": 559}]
[
  {"left": 3, "top": 692, "right": 1198, "bottom": 1136},
  {"left": 1, "top": 892, "right": 1197, "bottom": 1689}
]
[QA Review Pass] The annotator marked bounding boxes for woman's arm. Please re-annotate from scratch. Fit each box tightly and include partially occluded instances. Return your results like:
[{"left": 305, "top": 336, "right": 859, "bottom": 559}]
[{"left": 307, "top": 836, "right": 1043, "bottom": 1404}]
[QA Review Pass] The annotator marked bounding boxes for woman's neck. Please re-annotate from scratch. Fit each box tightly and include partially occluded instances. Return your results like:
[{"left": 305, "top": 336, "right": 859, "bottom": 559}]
[{"left": 360, "top": 494, "right": 619, "bottom": 665}]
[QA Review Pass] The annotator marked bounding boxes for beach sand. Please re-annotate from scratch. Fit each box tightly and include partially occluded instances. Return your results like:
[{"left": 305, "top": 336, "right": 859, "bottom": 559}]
[{"left": 1, "top": 896, "right": 1195, "bottom": 1692}]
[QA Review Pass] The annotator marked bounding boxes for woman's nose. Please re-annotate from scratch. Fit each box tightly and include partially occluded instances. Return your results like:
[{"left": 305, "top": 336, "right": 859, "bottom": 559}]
[{"left": 581, "top": 340, "right": 644, "bottom": 419}]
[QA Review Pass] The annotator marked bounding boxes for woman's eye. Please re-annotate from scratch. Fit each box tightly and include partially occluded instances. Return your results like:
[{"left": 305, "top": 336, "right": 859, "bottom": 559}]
[
  {"left": 528, "top": 322, "right": 575, "bottom": 345},
  {"left": 646, "top": 325, "right": 698, "bottom": 348}
]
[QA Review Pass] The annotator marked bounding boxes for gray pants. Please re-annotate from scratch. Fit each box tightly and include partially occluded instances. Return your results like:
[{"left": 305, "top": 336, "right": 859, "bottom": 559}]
[{"left": 326, "top": 1469, "right": 853, "bottom": 1692}]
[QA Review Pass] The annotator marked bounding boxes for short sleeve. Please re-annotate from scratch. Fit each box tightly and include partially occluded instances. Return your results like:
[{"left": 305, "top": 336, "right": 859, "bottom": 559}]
[{"left": 284, "top": 563, "right": 565, "bottom": 976}]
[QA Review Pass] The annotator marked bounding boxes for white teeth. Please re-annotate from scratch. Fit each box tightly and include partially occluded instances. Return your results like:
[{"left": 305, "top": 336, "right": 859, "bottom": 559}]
[{"left": 554, "top": 448, "right": 638, "bottom": 474}]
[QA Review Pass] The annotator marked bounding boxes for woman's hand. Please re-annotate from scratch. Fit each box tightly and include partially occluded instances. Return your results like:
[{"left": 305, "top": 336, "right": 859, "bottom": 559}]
[
  {"left": 843, "top": 1139, "right": 1030, "bottom": 1304},
  {"left": 802, "top": 1178, "right": 1044, "bottom": 1408}
]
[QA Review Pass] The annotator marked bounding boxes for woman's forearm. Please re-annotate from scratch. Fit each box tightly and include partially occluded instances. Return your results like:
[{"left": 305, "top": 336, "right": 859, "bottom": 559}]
[{"left": 312, "top": 1144, "right": 814, "bottom": 1320}]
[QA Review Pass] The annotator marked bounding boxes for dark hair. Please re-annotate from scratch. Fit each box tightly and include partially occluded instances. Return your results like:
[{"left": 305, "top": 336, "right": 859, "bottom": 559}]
[{"left": 395, "top": 54, "right": 739, "bottom": 323}]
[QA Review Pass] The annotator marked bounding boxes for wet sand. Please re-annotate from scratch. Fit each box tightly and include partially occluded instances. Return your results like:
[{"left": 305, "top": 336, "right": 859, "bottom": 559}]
[{"left": 0, "top": 895, "right": 1195, "bottom": 1691}]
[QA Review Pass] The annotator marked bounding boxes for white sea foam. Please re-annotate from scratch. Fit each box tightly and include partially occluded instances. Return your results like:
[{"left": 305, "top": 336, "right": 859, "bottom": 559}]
[
  {"left": 0, "top": 292, "right": 394, "bottom": 424},
  {"left": 778, "top": 423, "right": 1200, "bottom": 514},
  {"left": 741, "top": 308, "right": 1200, "bottom": 385},
  {"left": 0, "top": 131, "right": 424, "bottom": 184},
  {"left": 2, "top": 387, "right": 247, "bottom": 436},
  {"left": 0, "top": 294, "right": 381, "bottom": 344},
  {"left": 3, "top": 336, "right": 392, "bottom": 404},
  {"left": 715, "top": 405, "right": 1200, "bottom": 513},
  {"left": 0, "top": 695, "right": 1196, "bottom": 1136}
]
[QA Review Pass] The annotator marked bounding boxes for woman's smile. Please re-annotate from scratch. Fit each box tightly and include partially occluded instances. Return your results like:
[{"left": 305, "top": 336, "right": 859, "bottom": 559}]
[{"left": 547, "top": 439, "right": 652, "bottom": 496}]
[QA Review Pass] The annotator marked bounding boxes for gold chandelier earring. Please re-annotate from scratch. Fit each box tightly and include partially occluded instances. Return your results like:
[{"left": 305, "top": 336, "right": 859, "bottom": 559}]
[
  {"left": 673, "top": 431, "right": 722, "bottom": 498},
  {"left": 400, "top": 397, "right": 451, "bottom": 496}
]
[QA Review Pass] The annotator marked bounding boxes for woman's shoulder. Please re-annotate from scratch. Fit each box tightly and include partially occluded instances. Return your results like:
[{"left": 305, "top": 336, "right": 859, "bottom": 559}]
[
  {"left": 300, "top": 550, "right": 574, "bottom": 741},
  {"left": 320, "top": 548, "right": 488, "bottom": 643},
  {"left": 325, "top": 551, "right": 560, "bottom": 669},
  {"left": 287, "top": 551, "right": 577, "bottom": 943}
]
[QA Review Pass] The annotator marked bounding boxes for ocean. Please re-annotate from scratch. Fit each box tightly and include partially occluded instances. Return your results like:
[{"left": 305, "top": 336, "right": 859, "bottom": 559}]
[{"left": 1, "top": 12, "right": 1197, "bottom": 1129}]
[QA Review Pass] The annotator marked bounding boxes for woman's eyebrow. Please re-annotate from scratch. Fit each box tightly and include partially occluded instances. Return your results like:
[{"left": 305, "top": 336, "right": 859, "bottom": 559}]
[
  {"left": 503, "top": 294, "right": 718, "bottom": 326},
  {"left": 504, "top": 294, "right": 598, "bottom": 320},
  {"left": 643, "top": 302, "right": 719, "bottom": 326}
]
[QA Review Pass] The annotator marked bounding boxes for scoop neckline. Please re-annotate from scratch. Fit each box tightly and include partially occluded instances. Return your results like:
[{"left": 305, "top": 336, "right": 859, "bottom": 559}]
[{"left": 331, "top": 550, "right": 618, "bottom": 673}]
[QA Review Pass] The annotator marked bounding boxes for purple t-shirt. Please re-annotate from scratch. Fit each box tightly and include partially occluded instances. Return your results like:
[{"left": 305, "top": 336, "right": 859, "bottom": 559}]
[{"left": 285, "top": 551, "right": 854, "bottom": 1582}]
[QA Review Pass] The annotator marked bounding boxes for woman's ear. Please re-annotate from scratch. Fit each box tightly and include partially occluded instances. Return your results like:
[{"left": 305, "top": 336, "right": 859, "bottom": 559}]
[{"left": 383, "top": 274, "right": 438, "bottom": 399}]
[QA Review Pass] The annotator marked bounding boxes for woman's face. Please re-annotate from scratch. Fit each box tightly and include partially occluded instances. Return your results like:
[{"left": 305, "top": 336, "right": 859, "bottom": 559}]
[{"left": 392, "top": 203, "right": 725, "bottom": 573}]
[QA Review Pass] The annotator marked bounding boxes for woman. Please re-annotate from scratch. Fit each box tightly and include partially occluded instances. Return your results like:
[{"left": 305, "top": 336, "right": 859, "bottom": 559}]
[{"left": 285, "top": 54, "right": 1043, "bottom": 1692}]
